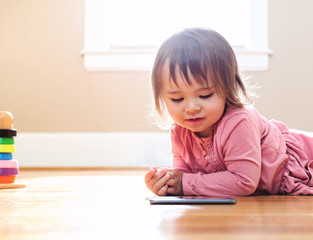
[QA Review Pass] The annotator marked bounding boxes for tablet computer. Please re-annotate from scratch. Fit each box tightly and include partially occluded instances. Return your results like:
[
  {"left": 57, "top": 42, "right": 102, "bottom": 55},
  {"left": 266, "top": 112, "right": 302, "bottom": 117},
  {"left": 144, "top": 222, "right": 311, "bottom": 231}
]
[{"left": 149, "top": 196, "right": 236, "bottom": 205}]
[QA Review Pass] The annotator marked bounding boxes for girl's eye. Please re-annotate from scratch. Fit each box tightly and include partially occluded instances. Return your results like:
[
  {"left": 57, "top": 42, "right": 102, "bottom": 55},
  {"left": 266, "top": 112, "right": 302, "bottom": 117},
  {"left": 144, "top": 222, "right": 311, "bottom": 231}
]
[
  {"left": 200, "top": 93, "right": 213, "bottom": 99},
  {"left": 170, "top": 98, "right": 184, "bottom": 102}
]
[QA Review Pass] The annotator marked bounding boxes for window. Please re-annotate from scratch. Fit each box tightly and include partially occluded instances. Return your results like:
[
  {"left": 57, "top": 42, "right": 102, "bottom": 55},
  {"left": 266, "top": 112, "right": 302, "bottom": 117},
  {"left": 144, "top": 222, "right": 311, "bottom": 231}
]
[{"left": 81, "top": 0, "right": 271, "bottom": 72}]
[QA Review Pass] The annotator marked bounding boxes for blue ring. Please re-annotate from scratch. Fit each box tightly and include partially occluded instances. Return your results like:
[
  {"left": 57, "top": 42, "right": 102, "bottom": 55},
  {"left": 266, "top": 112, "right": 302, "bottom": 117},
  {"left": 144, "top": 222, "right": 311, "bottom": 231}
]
[{"left": 0, "top": 153, "right": 13, "bottom": 160}]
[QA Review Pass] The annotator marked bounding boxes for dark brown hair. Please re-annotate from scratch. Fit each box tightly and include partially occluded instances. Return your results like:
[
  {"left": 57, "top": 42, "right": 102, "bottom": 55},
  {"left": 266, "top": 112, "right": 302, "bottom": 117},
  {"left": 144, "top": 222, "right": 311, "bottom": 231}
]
[{"left": 151, "top": 28, "right": 249, "bottom": 120}]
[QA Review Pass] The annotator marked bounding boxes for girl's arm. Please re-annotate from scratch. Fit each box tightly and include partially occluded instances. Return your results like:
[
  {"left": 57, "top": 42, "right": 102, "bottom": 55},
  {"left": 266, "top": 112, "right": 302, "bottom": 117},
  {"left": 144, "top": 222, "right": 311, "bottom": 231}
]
[{"left": 176, "top": 117, "right": 262, "bottom": 196}]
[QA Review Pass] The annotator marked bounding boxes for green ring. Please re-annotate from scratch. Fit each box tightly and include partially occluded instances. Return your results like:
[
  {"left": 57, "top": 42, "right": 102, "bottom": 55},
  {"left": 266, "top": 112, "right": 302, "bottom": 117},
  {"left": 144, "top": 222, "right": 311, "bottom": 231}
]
[{"left": 0, "top": 138, "right": 14, "bottom": 145}]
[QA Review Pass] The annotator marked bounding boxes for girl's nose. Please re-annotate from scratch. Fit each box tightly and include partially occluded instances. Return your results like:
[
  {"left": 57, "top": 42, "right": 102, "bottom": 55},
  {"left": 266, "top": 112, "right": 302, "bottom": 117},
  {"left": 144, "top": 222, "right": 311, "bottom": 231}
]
[{"left": 185, "top": 100, "right": 201, "bottom": 114}]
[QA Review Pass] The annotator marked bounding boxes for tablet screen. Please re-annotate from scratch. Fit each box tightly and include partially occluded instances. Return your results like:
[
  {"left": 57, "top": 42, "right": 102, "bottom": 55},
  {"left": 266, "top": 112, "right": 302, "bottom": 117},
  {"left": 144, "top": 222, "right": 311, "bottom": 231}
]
[{"left": 149, "top": 196, "right": 236, "bottom": 205}]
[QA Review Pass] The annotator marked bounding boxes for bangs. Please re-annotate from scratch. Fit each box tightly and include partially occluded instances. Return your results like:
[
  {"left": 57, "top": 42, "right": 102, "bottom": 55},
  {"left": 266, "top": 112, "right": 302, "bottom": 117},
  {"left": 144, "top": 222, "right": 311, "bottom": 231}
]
[{"left": 166, "top": 32, "right": 212, "bottom": 87}]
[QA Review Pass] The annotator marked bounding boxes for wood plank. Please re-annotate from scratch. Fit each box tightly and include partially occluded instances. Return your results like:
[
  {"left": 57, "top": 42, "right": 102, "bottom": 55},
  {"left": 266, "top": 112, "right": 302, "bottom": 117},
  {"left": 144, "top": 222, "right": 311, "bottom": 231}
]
[{"left": 0, "top": 183, "right": 26, "bottom": 189}]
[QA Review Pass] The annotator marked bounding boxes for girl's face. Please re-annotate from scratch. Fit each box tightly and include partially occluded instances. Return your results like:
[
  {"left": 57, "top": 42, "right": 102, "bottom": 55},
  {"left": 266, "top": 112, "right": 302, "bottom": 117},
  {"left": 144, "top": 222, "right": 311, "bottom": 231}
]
[{"left": 161, "top": 66, "right": 226, "bottom": 138}]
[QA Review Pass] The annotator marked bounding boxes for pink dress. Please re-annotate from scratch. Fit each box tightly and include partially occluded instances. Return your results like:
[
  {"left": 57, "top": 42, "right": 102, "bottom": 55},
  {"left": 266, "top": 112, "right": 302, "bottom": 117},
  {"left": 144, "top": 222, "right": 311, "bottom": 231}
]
[{"left": 171, "top": 106, "right": 313, "bottom": 196}]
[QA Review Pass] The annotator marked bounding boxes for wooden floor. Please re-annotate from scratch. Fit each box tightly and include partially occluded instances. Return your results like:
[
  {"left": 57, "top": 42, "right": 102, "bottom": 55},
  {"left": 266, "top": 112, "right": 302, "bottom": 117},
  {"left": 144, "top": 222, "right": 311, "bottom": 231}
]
[{"left": 1, "top": 169, "right": 313, "bottom": 240}]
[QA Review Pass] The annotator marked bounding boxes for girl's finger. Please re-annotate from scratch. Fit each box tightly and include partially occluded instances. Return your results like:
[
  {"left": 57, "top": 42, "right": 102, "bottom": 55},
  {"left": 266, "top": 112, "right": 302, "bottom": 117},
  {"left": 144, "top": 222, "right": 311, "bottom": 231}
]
[
  {"left": 151, "top": 168, "right": 169, "bottom": 182},
  {"left": 167, "top": 187, "right": 175, "bottom": 195},
  {"left": 166, "top": 178, "right": 176, "bottom": 187},
  {"left": 157, "top": 184, "right": 168, "bottom": 196},
  {"left": 144, "top": 168, "right": 157, "bottom": 183},
  {"left": 152, "top": 173, "right": 171, "bottom": 193}
]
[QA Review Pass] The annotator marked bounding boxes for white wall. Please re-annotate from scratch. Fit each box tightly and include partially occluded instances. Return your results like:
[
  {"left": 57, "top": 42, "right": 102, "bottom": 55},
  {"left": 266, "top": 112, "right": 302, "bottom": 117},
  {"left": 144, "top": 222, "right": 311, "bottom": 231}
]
[{"left": 15, "top": 132, "right": 171, "bottom": 167}]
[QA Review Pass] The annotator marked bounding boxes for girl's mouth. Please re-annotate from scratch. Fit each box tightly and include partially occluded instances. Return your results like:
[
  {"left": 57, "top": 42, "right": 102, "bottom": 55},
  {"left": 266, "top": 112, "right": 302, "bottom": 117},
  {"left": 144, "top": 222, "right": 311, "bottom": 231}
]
[{"left": 186, "top": 118, "right": 204, "bottom": 124}]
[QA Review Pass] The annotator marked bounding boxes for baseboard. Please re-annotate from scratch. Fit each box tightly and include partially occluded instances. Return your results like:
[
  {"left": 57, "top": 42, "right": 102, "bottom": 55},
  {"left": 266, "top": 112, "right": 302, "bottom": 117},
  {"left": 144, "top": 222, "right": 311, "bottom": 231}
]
[{"left": 14, "top": 132, "right": 171, "bottom": 167}]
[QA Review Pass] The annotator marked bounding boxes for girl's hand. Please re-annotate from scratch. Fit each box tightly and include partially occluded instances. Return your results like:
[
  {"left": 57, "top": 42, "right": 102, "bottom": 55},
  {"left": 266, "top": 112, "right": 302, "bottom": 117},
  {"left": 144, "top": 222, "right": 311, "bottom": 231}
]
[
  {"left": 144, "top": 167, "right": 171, "bottom": 196},
  {"left": 166, "top": 169, "right": 184, "bottom": 195}
]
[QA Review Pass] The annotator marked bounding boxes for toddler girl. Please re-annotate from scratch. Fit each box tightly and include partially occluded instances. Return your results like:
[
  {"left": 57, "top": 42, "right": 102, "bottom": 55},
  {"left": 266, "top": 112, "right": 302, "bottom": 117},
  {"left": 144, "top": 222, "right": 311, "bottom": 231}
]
[{"left": 144, "top": 28, "right": 313, "bottom": 196}]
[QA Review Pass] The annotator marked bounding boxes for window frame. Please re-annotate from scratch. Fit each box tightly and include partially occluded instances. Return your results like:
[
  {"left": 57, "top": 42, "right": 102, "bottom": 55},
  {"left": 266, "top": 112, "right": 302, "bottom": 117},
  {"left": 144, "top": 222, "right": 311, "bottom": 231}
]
[{"left": 81, "top": 0, "right": 271, "bottom": 72}]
